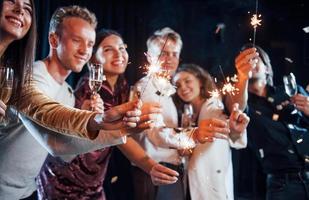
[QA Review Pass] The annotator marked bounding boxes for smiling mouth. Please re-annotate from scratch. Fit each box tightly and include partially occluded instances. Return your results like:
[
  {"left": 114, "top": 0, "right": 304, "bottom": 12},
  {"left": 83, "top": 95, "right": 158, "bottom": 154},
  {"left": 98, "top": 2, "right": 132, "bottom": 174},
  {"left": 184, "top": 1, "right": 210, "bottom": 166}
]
[{"left": 6, "top": 16, "right": 23, "bottom": 28}]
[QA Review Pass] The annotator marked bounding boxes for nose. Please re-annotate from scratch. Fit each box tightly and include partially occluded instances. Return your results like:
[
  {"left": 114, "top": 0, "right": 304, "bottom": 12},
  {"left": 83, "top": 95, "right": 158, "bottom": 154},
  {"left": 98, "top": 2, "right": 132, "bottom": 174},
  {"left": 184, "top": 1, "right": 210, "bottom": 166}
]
[{"left": 12, "top": 1, "right": 24, "bottom": 16}]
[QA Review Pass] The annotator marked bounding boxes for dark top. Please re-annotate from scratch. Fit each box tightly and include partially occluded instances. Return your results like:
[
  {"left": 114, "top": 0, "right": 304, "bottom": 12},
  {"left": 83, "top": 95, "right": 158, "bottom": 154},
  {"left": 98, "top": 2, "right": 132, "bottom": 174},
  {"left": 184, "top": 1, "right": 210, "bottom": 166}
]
[{"left": 246, "top": 85, "right": 309, "bottom": 174}]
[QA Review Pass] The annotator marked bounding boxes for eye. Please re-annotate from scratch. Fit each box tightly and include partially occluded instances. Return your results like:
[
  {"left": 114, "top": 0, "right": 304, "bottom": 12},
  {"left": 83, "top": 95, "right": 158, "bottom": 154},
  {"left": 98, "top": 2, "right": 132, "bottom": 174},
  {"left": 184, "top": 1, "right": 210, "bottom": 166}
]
[
  {"left": 24, "top": 5, "right": 32, "bottom": 15},
  {"left": 103, "top": 47, "right": 112, "bottom": 52}
]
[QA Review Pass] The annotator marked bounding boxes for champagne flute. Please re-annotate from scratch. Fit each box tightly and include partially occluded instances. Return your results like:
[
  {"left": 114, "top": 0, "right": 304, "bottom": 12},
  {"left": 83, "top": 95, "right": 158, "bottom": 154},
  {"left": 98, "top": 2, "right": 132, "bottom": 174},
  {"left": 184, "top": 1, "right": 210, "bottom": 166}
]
[
  {"left": 181, "top": 104, "right": 193, "bottom": 128},
  {"left": 283, "top": 72, "right": 298, "bottom": 114},
  {"left": 88, "top": 63, "right": 104, "bottom": 111},
  {"left": 0, "top": 67, "right": 14, "bottom": 127},
  {"left": 283, "top": 72, "right": 297, "bottom": 97}
]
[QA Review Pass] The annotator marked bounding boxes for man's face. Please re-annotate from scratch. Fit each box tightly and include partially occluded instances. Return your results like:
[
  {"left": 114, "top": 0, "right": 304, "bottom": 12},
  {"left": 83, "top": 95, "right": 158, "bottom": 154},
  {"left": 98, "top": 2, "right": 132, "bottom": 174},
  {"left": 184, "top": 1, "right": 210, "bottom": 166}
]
[
  {"left": 148, "top": 40, "right": 181, "bottom": 74},
  {"left": 54, "top": 17, "right": 95, "bottom": 73}
]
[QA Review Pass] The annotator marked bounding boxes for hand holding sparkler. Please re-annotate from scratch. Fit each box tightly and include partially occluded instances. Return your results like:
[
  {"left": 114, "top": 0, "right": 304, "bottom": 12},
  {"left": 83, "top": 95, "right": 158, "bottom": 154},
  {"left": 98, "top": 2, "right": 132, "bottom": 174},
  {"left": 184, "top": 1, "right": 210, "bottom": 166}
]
[{"left": 235, "top": 48, "right": 259, "bottom": 79}]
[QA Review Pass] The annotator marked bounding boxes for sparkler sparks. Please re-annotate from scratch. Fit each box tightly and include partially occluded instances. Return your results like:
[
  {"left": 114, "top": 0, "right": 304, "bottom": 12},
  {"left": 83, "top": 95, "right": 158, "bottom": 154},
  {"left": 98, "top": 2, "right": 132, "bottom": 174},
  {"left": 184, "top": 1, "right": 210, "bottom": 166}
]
[
  {"left": 250, "top": 14, "right": 262, "bottom": 29},
  {"left": 209, "top": 75, "right": 239, "bottom": 98}
]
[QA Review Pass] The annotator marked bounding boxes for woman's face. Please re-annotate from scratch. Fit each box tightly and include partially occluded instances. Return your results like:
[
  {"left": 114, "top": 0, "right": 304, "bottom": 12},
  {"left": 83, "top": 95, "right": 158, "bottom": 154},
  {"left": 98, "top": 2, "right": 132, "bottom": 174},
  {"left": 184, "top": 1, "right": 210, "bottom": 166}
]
[
  {"left": 0, "top": 0, "right": 32, "bottom": 40},
  {"left": 174, "top": 71, "right": 202, "bottom": 103},
  {"left": 95, "top": 34, "right": 128, "bottom": 77}
]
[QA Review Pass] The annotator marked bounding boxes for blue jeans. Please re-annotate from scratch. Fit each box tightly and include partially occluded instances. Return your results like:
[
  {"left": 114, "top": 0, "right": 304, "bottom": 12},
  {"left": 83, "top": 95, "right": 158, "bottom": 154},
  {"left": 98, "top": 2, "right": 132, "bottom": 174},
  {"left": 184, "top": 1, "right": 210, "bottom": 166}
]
[{"left": 266, "top": 173, "right": 309, "bottom": 200}]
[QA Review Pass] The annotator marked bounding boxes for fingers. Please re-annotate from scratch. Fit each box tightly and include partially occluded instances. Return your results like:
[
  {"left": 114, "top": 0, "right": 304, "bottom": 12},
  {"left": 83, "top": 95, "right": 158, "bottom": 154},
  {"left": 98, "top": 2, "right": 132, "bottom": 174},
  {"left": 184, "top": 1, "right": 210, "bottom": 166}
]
[
  {"left": 235, "top": 48, "right": 259, "bottom": 78},
  {"left": 142, "top": 102, "right": 162, "bottom": 114},
  {"left": 150, "top": 163, "right": 179, "bottom": 185},
  {"left": 0, "top": 100, "right": 7, "bottom": 116},
  {"left": 197, "top": 118, "right": 230, "bottom": 143}
]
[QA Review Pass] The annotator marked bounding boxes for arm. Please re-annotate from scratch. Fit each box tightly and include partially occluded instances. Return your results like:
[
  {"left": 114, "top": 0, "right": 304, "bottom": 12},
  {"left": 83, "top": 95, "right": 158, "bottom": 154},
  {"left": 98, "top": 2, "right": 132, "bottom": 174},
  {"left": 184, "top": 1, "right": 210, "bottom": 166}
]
[
  {"left": 118, "top": 138, "right": 179, "bottom": 185},
  {"left": 16, "top": 83, "right": 144, "bottom": 140},
  {"left": 225, "top": 48, "right": 258, "bottom": 112},
  {"left": 20, "top": 113, "right": 126, "bottom": 157},
  {"left": 0, "top": 100, "right": 6, "bottom": 117}
]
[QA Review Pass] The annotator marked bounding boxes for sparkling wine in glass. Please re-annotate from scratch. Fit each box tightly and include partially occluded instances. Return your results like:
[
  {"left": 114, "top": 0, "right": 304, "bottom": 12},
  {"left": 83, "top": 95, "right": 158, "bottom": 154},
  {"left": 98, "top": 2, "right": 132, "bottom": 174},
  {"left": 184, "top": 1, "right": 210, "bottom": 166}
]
[
  {"left": 88, "top": 63, "right": 104, "bottom": 111},
  {"left": 89, "top": 63, "right": 104, "bottom": 93},
  {"left": 0, "top": 67, "right": 14, "bottom": 126},
  {"left": 181, "top": 104, "right": 194, "bottom": 128},
  {"left": 283, "top": 72, "right": 297, "bottom": 97}
]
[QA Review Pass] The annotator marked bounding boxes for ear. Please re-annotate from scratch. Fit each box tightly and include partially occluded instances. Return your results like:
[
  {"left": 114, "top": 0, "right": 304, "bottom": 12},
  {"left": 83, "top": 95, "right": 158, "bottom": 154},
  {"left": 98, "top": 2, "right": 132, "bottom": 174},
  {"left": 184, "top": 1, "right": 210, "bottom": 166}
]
[{"left": 49, "top": 33, "right": 59, "bottom": 49}]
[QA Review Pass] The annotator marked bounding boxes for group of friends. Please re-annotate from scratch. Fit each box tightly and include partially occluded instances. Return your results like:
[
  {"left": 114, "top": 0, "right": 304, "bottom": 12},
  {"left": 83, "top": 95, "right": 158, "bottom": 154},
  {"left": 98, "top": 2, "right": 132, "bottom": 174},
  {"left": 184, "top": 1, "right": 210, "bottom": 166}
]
[{"left": 0, "top": 1, "right": 309, "bottom": 200}]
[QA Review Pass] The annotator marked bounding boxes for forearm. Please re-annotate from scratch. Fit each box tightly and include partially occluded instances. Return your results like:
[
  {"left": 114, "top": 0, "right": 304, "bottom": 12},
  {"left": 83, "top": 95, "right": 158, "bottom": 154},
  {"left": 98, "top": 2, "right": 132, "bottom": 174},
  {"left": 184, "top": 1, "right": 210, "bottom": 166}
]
[
  {"left": 118, "top": 138, "right": 156, "bottom": 174},
  {"left": 17, "top": 83, "right": 97, "bottom": 139}
]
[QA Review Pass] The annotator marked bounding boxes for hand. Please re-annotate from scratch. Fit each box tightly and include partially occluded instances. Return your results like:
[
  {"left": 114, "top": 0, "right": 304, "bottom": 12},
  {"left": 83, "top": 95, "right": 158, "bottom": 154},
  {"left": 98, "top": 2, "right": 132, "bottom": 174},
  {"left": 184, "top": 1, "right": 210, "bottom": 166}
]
[
  {"left": 178, "top": 148, "right": 193, "bottom": 157},
  {"left": 124, "top": 102, "right": 163, "bottom": 134},
  {"left": 104, "top": 99, "right": 142, "bottom": 123},
  {"left": 150, "top": 163, "right": 179, "bottom": 185},
  {"left": 81, "top": 93, "right": 104, "bottom": 113},
  {"left": 235, "top": 47, "right": 259, "bottom": 79},
  {"left": 195, "top": 118, "right": 230, "bottom": 143},
  {"left": 229, "top": 103, "right": 250, "bottom": 140},
  {"left": 0, "top": 100, "right": 7, "bottom": 117},
  {"left": 290, "top": 94, "right": 309, "bottom": 116}
]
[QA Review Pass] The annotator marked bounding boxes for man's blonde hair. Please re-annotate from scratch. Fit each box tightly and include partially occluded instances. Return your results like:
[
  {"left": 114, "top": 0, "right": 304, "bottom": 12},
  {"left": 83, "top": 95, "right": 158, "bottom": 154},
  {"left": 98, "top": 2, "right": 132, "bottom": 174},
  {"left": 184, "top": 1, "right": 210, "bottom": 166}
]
[
  {"left": 146, "top": 27, "right": 183, "bottom": 56},
  {"left": 49, "top": 5, "right": 97, "bottom": 34}
]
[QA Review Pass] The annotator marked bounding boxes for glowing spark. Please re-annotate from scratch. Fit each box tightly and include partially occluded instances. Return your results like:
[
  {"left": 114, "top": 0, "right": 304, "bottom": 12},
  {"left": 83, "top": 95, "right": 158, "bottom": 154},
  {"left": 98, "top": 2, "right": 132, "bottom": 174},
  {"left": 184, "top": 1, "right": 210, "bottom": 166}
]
[
  {"left": 250, "top": 14, "right": 262, "bottom": 28},
  {"left": 209, "top": 74, "right": 239, "bottom": 98},
  {"left": 222, "top": 82, "right": 239, "bottom": 96},
  {"left": 209, "top": 89, "right": 220, "bottom": 98}
]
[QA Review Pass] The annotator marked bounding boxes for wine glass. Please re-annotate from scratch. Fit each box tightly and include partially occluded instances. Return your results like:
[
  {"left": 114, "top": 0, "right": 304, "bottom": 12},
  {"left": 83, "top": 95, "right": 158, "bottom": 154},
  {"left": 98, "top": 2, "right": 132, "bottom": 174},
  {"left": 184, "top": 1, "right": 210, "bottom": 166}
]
[
  {"left": 0, "top": 67, "right": 14, "bottom": 127},
  {"left": 283, "top": 72, "right": 298, "bottom": 114},
  {"left": 283, "top": 72, "right": 297, "bottom": 97},
  {"left": 88, "top": 63, "right": 104, "bottom": 111},
  {"left": 181, "top": 104, "right": 194, "bottom": 128}
]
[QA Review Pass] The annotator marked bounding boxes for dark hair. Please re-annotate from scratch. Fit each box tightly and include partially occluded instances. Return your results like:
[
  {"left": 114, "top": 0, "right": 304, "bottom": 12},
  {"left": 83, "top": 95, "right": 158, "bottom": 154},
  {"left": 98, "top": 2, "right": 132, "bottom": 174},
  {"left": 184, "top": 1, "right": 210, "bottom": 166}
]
[
  {"left": 92, "top": 29, "right": 123, "bottom": 55},
  {"left": 173, "top": 63, "right": 216, "bottom": 114},
  {"left": 241, "top": 43, "right": 274, "bottom": 86},
  {"left": 0, "top": 0, "right": 37, "bottom": 107}
]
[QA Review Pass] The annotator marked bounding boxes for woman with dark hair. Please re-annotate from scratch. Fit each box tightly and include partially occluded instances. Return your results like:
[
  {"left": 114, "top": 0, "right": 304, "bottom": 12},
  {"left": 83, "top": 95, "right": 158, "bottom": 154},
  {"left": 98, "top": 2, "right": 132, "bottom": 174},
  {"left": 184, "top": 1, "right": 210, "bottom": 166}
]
[
  {"left": 173, "top": 63, "right": 249, "bottom": 200},
  {"left": 0, "top": 0, "right": 149, "bottom": 141}
]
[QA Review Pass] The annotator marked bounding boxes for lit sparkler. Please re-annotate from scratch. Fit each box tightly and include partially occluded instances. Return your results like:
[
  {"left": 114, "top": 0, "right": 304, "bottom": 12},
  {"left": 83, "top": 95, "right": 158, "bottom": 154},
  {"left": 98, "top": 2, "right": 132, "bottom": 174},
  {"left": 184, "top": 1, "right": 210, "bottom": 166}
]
[{"left": 250, "top": 0, "right": 261, "bottom": 46}]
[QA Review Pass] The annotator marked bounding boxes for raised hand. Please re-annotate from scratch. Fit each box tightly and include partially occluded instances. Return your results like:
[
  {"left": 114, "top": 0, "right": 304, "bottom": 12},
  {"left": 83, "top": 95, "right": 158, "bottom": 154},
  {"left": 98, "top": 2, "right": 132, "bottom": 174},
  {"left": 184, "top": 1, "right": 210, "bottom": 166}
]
[
  {"left": 235, "top": 47, "right": 259, "bottom": 79},
  {"left": 229, "top": 103, "right": 250, "bottom": 141}
]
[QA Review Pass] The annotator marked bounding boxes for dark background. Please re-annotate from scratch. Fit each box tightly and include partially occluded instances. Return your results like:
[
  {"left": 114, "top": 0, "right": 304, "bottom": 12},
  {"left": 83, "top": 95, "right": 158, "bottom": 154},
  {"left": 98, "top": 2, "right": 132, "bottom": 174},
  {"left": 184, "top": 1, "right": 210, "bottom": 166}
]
[{"left": 33, "top": 0, "right": 309, "bottom": 88}]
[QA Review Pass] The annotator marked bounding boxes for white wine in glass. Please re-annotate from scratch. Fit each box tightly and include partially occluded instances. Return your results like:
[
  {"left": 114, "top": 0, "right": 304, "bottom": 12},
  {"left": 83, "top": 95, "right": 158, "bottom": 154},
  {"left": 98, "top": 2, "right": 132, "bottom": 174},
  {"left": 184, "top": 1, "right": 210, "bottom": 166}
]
[
  {"left": 0, "top": 67, "right": 14, "bottom": 126},
  {"left": 88, "top": 63, "right": 104, "bottom": 111},
  {"left": 88, "top": 63, "right": 104, "bottom": 94}
]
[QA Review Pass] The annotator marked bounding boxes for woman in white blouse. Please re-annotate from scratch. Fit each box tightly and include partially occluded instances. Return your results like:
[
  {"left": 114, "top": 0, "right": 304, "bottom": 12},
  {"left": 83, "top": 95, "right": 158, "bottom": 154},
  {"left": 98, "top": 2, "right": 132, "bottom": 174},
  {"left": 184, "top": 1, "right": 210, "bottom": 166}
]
[{"left": 173, "top": 63, "right": 250, "bottom": 200}]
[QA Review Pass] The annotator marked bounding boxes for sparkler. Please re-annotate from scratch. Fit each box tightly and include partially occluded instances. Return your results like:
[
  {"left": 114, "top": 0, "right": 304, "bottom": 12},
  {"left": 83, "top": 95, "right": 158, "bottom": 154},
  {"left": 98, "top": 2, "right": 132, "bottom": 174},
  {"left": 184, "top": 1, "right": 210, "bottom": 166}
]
[
  {"left": 209, "top": 66, "right": 239, "bottom": 98},
  {"left": 250, "top": 0, "right": 262, "bottom": 46},
  {"left": 139, "top": 35, "right": 172, "bottom": 98}
]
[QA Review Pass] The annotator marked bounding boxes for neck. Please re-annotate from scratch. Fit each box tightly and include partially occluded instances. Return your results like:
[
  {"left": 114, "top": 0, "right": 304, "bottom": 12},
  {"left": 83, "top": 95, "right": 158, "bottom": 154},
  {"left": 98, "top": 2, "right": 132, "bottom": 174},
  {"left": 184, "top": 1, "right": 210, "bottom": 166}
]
[
  {"left": 248, "top": 79, "right": 267, "bottom": 97},
  {"left": 105, "top": 74, "right": 119, "bottom": 92},
  {"left": 44, "top": 53, "right": 71, "bottom": 84}
]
